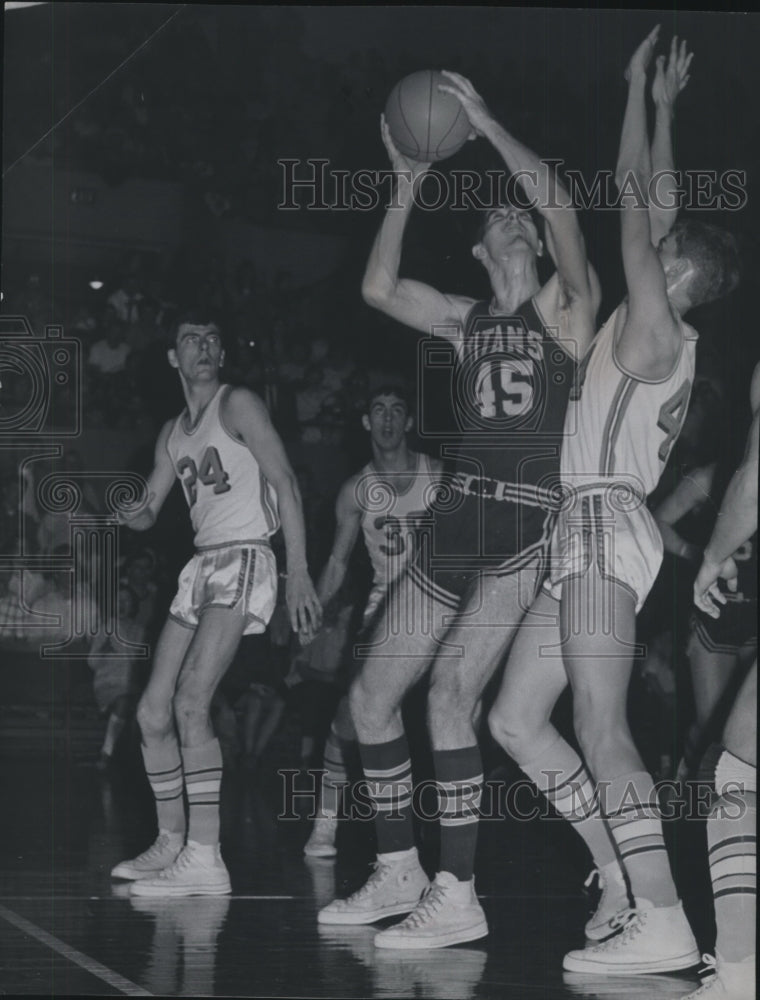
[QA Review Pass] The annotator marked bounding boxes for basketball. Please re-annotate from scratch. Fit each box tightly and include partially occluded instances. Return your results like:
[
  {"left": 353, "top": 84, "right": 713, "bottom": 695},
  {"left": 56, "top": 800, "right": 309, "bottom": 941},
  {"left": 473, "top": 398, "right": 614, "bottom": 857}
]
[{"left": 384, "top": 70, "right": 472, "bottom": 163}]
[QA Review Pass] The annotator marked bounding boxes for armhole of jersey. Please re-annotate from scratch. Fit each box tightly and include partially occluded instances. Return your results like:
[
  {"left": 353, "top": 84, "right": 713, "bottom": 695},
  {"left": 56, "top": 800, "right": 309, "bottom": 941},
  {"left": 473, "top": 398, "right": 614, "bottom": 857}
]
[
  {"left": 611, "top": 309, "right": 691, "bottom": 386},
  {"left": 218, "top": 385, "right": 248, "bottom": 446},
  {"left": 164, "top": 417, "right": 179, "bottom": 463}
]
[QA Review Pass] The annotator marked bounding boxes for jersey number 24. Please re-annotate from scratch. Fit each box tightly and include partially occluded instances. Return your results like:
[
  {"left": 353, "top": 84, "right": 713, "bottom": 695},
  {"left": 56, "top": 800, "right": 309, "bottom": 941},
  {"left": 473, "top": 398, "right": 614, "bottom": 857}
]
[{"left": 177, "top": 446, "right": 231, "bottom": 505}]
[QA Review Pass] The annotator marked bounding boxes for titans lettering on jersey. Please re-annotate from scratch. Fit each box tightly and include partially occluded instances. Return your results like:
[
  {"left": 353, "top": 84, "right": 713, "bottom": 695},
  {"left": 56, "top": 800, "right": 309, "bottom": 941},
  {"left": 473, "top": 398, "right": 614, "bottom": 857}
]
[{"left": 166, "top": 385, "right": 279, "bottom": 549}]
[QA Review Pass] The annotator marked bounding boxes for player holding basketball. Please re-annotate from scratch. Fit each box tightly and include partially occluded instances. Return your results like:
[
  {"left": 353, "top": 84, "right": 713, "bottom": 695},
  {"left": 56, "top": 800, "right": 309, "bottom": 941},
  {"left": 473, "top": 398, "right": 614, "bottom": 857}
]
[
  {"left": 318, "top": 72, "right": 601, "bottom": 947},
  {"left": 687, "top": 362, "right": 757, "bottom": 999},
  {"left": 489, "top": 29, "right": 741, "bottom": 975},
  {"left": 304, "top": 386, "right": 442, "bottom": 858},
  {"left": 111, "top": 309, "right": 320, "bottom": 896}
]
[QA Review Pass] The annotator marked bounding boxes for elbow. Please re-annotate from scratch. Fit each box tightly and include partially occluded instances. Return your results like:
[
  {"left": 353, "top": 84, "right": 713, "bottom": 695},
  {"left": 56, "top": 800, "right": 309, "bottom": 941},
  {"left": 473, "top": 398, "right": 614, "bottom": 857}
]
[{"left": 361, "top": 277, "right": 391, "bottom": 310}]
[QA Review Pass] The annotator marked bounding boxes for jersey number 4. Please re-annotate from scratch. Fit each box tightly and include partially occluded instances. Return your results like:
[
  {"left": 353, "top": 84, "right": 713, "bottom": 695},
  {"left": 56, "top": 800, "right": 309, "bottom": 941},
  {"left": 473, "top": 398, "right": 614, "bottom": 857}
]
[
  {"left": 656, "top": 379, "right": 692, "bottom": 462},
  {"left": 177, "top": 446, "right": 231, "bottom": 506}
]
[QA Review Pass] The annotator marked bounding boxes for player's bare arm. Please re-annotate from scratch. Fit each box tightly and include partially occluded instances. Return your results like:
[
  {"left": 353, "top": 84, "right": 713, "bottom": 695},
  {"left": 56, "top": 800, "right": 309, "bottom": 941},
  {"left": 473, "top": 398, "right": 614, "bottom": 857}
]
[
  {"left": 649, "top": 36, "right": 693, "bottom": 245},
  {"left": 616, "top": 27, "right": 683, "bottom": 380},
  {"left": 316, "top": 476, "right": 364, "bottom": 612},
  {"left": 223, "top": 386, "right": 322, "bottom": 640},
  {"left": 361, "top": 115, "right": 474, "bottom": 343},
  {"left": 694, "top": 371, "right": 759, "bottom": 617},
  {"left": 439, "top": 70, "right": 598, "bottom": 360},
  {"left": 118, "top": 419, "right": 176, "bottom": 532},
  {"left": 653, "top": 462, "right": 715, "bottom": 562}
]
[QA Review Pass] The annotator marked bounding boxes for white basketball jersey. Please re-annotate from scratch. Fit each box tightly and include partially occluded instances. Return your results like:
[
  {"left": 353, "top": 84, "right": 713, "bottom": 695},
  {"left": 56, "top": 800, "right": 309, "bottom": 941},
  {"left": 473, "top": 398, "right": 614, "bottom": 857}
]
[
  {"left": 359, "top": 453, "right": 438, "bottom": 591},
  {"left": 166, "top": 385, "right": 279, "bottom": 548},
  {"left": 564, "top": 305, "right": 697, "bottom": 498}
]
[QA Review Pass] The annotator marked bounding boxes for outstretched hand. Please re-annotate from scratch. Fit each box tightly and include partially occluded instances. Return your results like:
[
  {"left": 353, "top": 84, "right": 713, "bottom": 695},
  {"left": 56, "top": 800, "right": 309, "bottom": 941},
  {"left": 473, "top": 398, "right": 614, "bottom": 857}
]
[
  {"left": 380, "top": 114, "right": 431, "bottom": 178},
  {"left": 652, "top": 36, "right": 693, "bottom": 109},
  {"left": 437, "top": 70, "right": 488, "bottom": 138},
  {"left": 624, "top": 25, "right": 660, "bottom": 83}
]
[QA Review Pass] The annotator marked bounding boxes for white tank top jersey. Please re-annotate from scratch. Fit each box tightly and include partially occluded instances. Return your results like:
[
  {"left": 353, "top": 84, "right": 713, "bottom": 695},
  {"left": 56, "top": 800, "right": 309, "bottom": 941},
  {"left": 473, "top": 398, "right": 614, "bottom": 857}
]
[
  {"left": 359, "top": 453, "right": 438, "bottom": 590},
  {"left": 166, "top": 384, "right": 280, "bottom": 549},
  {"left": 564, "top": 305, "right": 698, "bottom": 498}
]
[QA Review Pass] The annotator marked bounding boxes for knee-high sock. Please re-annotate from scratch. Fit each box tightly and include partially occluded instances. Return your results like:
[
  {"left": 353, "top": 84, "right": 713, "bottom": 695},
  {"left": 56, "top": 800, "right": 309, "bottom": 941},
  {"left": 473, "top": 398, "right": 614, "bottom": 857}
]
[
  {"left": 435, "top": 746, "right": 482, "bottom": 882},
  {"left": 604, "top": 771, "right": 678, "bottom": 907},
  {"left": 359, "top": 735, "right": 414, "bottom": 855},
  {"left": 520, "top": 732, "right": 618, "bottom": 868},
  {"left": 320, "top": 723, "right": 350, "bottom": 817},
  {"left": 709, "top": 753, "right": 756, "bottom": 962},
  {"left": 142, "top": 738, "right": 185, "bottom": 836},
  {"left": 182, "top": 738, "right": 224, "bottom": 846}
]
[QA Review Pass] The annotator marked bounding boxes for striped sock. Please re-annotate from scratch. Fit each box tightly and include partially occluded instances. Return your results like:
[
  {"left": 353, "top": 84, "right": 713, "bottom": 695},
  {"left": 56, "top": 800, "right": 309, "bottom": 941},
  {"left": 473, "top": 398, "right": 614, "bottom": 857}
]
[
  {"left": 709, "top": 754, "right": 756, "bottom": 963},
  {"left": 359, "top": 735, "right": 414, "bottom": 855},
  {"left": 604, "top": 771, "right": 677, "bottom": 907},
  {"left": 435, "top": 746, "right": 482, "bottom": 882},
  {"left": 321, "top": 724, "right": 349, "bottom": 818},
  {"left": 142, "top": 738, "right": 185, "bottom": 836},
  {"left": 182, "top": 738, "right": 224, "bottom": 846},
  {"left": 520, "top": 733, "right": 617, "bottom": 867}
]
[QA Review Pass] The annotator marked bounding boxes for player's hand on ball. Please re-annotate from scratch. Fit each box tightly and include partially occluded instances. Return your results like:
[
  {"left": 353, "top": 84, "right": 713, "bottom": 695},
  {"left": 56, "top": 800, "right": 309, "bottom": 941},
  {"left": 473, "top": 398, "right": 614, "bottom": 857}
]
[
  {"left": 652, "top": 36, "right": 693, "bottom": 109},
  {"left": 286, "top": 568, "right": 322, "bottom": 645},
  {"left": 438, "top": 71, "right": 489, "bottom": 138},
  {"left": 380, "top": 114, "right": 431, "bottom": 177},
  {"left": 624, "top": 25, "right": 660, "bottom": 83},
  {"left": 693, "top": 554, "right": 737, "bottom": 618}
]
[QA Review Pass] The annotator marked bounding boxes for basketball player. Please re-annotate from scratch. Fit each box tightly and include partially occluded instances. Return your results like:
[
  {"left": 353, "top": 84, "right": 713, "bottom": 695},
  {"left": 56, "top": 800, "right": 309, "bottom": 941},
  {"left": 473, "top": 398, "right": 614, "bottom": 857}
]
[
  {"left": 318, "top": 71, "right": 602, "bottom": 948},
  {"left": 111, "top": 309, "right": 321, "bottom": 896},
  {"left": 304, "top": 386, "right": 442, "bottom": 857},
  {"left": 686, "top": 363, "right": 757, "bottom": 998},
  {"left": 488, "top": 29, "right": 741, "bottom": 975}
]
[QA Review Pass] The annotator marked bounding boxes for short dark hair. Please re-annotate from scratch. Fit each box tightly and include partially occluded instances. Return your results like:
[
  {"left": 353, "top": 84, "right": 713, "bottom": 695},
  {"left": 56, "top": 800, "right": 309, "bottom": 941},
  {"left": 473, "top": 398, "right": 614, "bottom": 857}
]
[
  {"left": 673, "top": 219, "right": 741, "bottom": 308},
  {"left": 168, "top": 308, "right": 222, "bottom": 346},
  {"left": 366, "top": 384, "right": 412, "bottom": 414}
]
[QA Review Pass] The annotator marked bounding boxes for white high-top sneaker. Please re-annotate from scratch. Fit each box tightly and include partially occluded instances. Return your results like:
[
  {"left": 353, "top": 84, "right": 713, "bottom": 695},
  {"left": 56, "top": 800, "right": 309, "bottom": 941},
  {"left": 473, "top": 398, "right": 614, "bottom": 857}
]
[
  {"left": 584, "top": 862, "right": 631, "bottom": 940},
  {"left": 111, "top": 830, "right": 184, "bottom": 880},
  {"left": 563, "top": 897, "right": 700, "bottom": 974},
  {"left": 129, "top": 841, "right": 231, "bottom": 897},
  {"left": 317, "top": 847, "right": 429, "bottom": 925},
  {"left": 684, "top": 953, "right": 756, "bottom": 999},
  {"left": 373, "top": 871, "right": 488, "bottom": 950}
]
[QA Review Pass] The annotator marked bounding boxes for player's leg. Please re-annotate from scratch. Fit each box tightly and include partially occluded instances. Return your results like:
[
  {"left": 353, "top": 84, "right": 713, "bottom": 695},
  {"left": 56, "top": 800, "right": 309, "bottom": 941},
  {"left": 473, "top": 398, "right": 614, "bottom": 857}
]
[
  {"left": 687, "top": 663, "right": 756, "bottom": 998},
  {"left": 561, "top": 569, "right": 699, "bottom": 974},
  {"left": 681, "top": 618, "right": 740, "bottom": 779},
  {"left": 489, "top": 587, "right": 628, "bottom": 940},
  {"left": 373, "top": 565, "right": 539, "bottom": 950},
  {"left": 305, "top": 694, "right": 354, "bottom": 858},
  {"left": 319, "top": 570, "right": 450, "bottom": 924},
  {"left": 131, "top": 606, "right": 249, "bottom": 897}
]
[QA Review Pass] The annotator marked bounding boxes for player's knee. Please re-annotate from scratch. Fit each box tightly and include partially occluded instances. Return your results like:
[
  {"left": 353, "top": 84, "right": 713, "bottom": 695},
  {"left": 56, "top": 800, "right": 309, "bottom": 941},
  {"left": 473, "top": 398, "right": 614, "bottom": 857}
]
[
  {"left": 172, "top": 683, "right": 213, "bottom": 735},
  {"left": 487, "top": 703, "right": 532, "bottom": 758},
  {"left": 136, "top": 697, "right": 172, "bottom": 740},
  {"left": 427, "top": 669, "right": 469, "bottom": 721}
]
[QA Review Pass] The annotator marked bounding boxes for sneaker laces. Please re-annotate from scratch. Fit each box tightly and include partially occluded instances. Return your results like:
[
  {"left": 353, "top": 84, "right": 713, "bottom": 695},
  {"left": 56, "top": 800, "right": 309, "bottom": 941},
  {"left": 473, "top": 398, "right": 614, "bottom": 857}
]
[
  {"left": 135, "top": 832, "right": 175, "bottom": 864},
  {"left": 688, "top": 955, "right": 720, "bottom": 996},
  {"left": 347, "top": 859, "right": 396, "bottom": 902},
  {"left": 155, "top": 844, "right": 195, "bottom": 880},
  {"left": 396, "top": 879, "right": 448, "bottom": 930}
]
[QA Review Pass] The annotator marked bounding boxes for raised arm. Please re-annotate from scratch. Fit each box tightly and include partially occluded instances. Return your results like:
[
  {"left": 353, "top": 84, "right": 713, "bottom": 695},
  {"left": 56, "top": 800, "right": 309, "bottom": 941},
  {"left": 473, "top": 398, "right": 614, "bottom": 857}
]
[
  {"left": 694, "top": 367, "right": 760, "bottom": 616},
  {"left": 649, "top": 37, "right": 693, "bottom": 245},
  {"left": 439, "top": 71, "right": 598, "bottom": 358},
  {"left": 316, "top": 478, "right": 363, "bottom": 612},
  {"left": 615, "top": 27, "right": 682, "bottom": 380},
  {"left": 224, "top": 387, "right": 321, "bottom": 641},
  {"left": 118, "top": 420, "right": 177, "bottom": 532},
  {"left": 361, "top": 117, "right": 474, "bottom": 340}
]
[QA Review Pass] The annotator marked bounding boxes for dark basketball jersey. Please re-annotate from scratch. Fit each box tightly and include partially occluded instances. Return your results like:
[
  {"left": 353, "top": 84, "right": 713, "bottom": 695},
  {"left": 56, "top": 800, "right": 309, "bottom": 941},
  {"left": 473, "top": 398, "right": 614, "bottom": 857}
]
[{"left": 416, "top": 296, "right": 576, "bottom": 593}]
